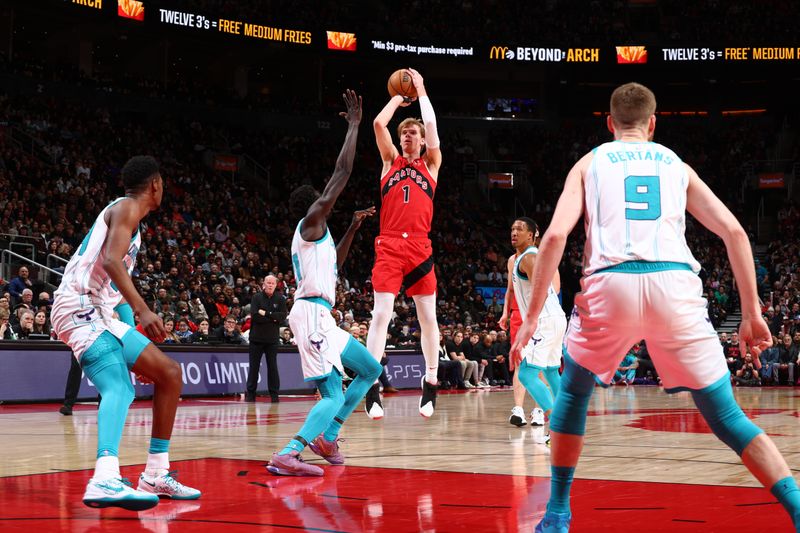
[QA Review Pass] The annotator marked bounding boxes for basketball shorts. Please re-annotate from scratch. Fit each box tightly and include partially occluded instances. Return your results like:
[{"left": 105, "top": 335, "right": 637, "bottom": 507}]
[
  {"left": 289, "top": 298, "right": 349, "bottom": 381},
  {"left": 566, "top": 267, "right": 727, "bottom": 392},
  {"left": 51, "top": 294, "right": 151, "bottom": 367},
  {"left": 521, "top": 314, "right": 566, "bottom": 368},
  {"left": 372, "top": 235, "right": 436, "bottom": 296}
]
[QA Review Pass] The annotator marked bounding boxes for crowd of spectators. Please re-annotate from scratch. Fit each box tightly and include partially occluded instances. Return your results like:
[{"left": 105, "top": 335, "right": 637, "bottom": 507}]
[{"left": 0, "top": 54, "right": 797, "bottom": 393}]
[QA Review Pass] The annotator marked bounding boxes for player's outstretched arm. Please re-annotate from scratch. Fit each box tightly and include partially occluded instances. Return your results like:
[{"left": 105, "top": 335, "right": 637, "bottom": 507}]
[
  {"left": 407, "top": 68, "right": 441, "bottom": 177},
  {"left": 510, "top": 153, "right": 588, "bottom": 364},
  {"left": 104, "top": 203, "right": 166, "bottom": 341},
  {"left": 336, "top": 207, "right": 376, "bottom": 269},
  {"left": 685, "top": 163, "right": 771, "bottom": 355},
  {"left": 303, "top": 89, "right": 362, "bottom": 241},
  {"left": 373, "top": 95, "right": 404, "bottom": 168}
]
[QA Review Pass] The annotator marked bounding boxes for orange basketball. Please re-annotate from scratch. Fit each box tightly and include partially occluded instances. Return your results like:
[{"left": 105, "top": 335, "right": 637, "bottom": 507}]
[{"left": 387, "top": 69, "right": 417, "bottom": 99}]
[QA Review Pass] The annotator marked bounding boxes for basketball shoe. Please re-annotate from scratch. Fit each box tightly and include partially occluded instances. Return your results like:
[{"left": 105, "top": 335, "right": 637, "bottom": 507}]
[
  {"left": 419, "top": 376, "right": 437, "bottom": 417},
  {"left": 365, "top": 383, "right": 384, "bottom": 419},
  {"left": 83, "top": 476, "right": 159, "bottom": 510},
  {"left": 267, "top": 451, "right": 323, "bottom": 476},
  {"left": 530, "top": 407, "right": 545, "bottom": 426},
  {"left": 509, "top": 406, "right": 527, "bottom": 427},
  {"left": 137, "top": 471, "right": 201, "bottom": 500},
  {"left": 309, "top": 435, "right": 345, "bottom": 465},
  {"left": 535, "top": 510, "right": 571, "bottom": 532}
]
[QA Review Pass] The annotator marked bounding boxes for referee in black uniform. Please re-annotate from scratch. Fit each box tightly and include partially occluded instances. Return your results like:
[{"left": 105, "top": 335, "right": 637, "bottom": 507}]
[{"left": 246, "top": 275, "right": 287, "bottom": 402}]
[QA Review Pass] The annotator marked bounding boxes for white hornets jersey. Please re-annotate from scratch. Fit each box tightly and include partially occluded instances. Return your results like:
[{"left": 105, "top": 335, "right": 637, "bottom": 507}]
[
  {"left": 583, "top": 141, "right": 701, "bottom": 276},
  {"left": 291, "top": 219, "right": 338, "bottom": 307},
  {"left": 512, "top": 246, "right": 564, "bottom": 319},
  {"left": 55, "top": 197, "right": 141, "bottom": 310}
]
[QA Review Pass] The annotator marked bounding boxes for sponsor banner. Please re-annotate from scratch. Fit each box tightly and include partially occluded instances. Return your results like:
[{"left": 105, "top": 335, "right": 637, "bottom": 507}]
[
  {"left": 118, "top": 0, "right": 144, "bottom": 21},
  {"left": 759, "top": 172, "right": 785, "bottom": 189},
  {"left": 0, "top": 345, "right": 425, "bottom": 401},
  {"left": 72, "top": 0, "right": 103, "bottom": 10},
  {"left": 488, "top": 172, "right": 513, "bottom": 189},
  {"left": 371, "top": 39, "right": 474, "bottom": 58},
  {"left": 616, "top": 45, "right": 647, "bottom": 64},
  {"left": 489, "top": 46, "right": 599, "bottom": 62},
  {"left": 214, "top": 154, "right": 239, "bottom": 172},
  {"left": 476, "top": 286, "right": 507, "bottom": 307},
  {"left": 327, "top": 31, "right": 357, "bottom": 52}
]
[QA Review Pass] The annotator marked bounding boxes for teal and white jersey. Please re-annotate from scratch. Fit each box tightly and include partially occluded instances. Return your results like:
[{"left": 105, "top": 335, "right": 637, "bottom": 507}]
[
  {"left": 54, "top": 197, "right": 141, "bottom": 309},
  {"left": 583, "top": 141, "right": 701, "bottom": 276},
  {"left": 512, "top": 246, "right": 564, "bottom": 319},
  {"left": 291, "top": 219, "right": 338, "bottom": 308}
]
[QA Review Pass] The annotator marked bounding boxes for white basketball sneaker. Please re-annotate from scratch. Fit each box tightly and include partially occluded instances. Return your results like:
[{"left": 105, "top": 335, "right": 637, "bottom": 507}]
[
  {"left": 83, "top": 476, "right": 159, "bottom": 510},
  {"left": 509, "top": 406, "right": 527, "bottom": 427},
  {"left": 530, "top": 407, "right": 545, "bottom": 426},
  {"left": 137, "top": 471, "right": 201, "bottom": 500}
]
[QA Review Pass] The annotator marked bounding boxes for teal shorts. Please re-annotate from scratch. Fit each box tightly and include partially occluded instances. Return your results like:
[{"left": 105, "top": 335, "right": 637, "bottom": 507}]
[{"left": 80, "top": 329, "right": 151, "bottom": 380}]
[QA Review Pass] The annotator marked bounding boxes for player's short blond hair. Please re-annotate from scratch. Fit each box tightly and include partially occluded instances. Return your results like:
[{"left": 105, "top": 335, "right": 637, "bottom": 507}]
[
  {"left": 610, "top": 82, "right": 656, "bottom": 127},
  {"left": 397, "top": 118, "right": 425, "bottom": 139}
]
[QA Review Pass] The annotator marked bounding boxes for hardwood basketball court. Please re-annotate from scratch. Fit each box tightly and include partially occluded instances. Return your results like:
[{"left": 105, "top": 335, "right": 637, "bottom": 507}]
[{"left": 1, "top": 385, "right": 797, "bottom": 531}]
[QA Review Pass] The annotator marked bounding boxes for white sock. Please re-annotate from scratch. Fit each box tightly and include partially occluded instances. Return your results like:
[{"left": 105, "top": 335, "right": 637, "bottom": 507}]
[
  {"left": 94, "top": 455, "right": 120, "bottom": 481},
  {"left": 425, "top": 369, "right": 438, "bottom": 386},
  {"left": 144, "top": 452, "right": 170, "bottom": 477}
]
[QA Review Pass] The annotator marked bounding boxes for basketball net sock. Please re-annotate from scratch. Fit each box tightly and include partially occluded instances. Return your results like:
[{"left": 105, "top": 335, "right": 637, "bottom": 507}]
[
  {"left": 94, "top": 455, "right": 120, "bottom": 481},
  {"left": 771, "top": 476, "right": 800, "bottom": 524},
  {"left": 548, "top": 466, "right": 575, "bottom": 514}
]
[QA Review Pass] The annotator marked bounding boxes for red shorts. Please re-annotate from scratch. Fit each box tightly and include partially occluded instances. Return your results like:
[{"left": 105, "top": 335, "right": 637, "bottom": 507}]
[
  {"left": 510, "top": 310, "right": 522, "bottom": 345},
  {"left": 372, "top": 235, "right": 436, "bottom": 296}
]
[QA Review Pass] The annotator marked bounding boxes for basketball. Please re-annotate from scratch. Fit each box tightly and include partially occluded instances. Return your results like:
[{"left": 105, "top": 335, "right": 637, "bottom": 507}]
[{"left": 387, "top": 69, "right": 417, "bottom": 99}]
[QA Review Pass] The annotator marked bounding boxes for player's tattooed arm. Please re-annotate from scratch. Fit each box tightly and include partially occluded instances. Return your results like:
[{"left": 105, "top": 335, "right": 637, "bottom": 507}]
[
  {"left": 336, "top": 207, "right": 376, "bottom": 269},
  {"left": 303, "top": 89, "right": 362, "bottom": 241}
]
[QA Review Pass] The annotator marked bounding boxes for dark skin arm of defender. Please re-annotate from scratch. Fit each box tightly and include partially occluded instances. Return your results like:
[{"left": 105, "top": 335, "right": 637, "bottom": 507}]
[
  {"left": 301, "top": 89, "right": 362, "bottom": 241},
  {"left": 336, "top": 207, "right": 376, "bottom": 269}
]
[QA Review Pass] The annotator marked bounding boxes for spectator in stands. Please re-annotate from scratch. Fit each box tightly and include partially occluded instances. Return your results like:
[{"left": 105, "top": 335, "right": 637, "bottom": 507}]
[
  {"left": 438, "top": 332, "right": 466, "bottom": 389},
  {"left": 445, "top": 330, "right": 477, "bottom": 388},
  {"left": 8, "top": 266, "right": 33, "bottom": 304},
  {"left": 189, "top": 296, "right": 209, "bottom": 323},
  {"left": 36, "top": 291, "right": 52, "bottom": 311},
  {"left": 32, "top": 310, "right": 51, "bottom": 336},
  {"left": 0, "top": 296, "right": 10, "bottom": 317},
  {"left": 725, "top": 332, "right": 743, "bottom": 373},
  {"left": 472, "top": 333, "right": 494, "bottom": 386},
  {"left": 191, "top": 319, "right": 211, "bottom": 343},
  {"left": 162, "top": 317, "right": 181, "bottom": 344},
  {"left": 734, "top": 354, "right": 761, "bottom": 387},
  {"left": 4, "top": 309, "right": 34, "bottom": 339},
  {"left": 280, "top": 327, "right": 295, "bottom": 345},
  {"left": 614, "top": 345, "right": 639, "bottom": 386},
  {"left": 490, "top": 331, "right": 512, "bottom": 386},
  {"left": 0, "top": 309, "right": 11, "bottom": 339},
  {"left": 13, "top": 288, "right": 34, "bottom": 317},
  {"left": 775, "top": 334, "right": 797, "bottom": 385},
  {"left": 760, "top": 336, "right": 780, "bottom": 383},
  {"left": 215, "top": 315, "right": 244, "bottom": 344},
  {"left": 175, "top": 318, "right": 194, "bottom": 343}
]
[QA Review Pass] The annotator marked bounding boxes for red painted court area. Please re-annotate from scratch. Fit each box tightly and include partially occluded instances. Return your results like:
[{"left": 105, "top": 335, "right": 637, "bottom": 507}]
[{"left": 0, "top": 458, "right": 790, "bottom": 532}]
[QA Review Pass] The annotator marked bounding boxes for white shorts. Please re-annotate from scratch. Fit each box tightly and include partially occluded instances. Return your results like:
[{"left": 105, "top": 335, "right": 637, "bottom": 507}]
[
  {"left": 51, "top": 294, "right": 131, "bottom": 360},
  {"left": 289, "top": 299, "right": 348, "bottom": 381},
  {"left": 522, "top": 314, "right": 566, "bottom": 368},
  {"left": 566, "top": 268, "right": 727, "bottom": 392}
]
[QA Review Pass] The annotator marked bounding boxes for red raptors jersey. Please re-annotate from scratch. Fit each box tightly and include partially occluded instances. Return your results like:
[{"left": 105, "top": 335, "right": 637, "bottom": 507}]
[{"left": 379, "top": 156, "right": 436, "bottom": 235}]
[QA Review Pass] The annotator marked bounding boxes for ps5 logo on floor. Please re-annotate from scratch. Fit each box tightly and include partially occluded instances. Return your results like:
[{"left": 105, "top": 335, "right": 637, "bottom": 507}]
[{"left": 387, "top": 363, "right": 424, "bottom": 382}]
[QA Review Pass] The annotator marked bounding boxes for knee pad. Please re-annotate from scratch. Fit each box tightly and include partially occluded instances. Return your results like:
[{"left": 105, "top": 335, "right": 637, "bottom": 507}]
[
  {"left": 549, "top": 356, "right": 596, "bottom": 436},
  {"left": 691, "top": 376, "right": 763, "bottom": 456}
]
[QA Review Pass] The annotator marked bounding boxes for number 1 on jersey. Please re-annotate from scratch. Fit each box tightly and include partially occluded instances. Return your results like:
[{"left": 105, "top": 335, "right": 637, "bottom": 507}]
[
  {"left": 624, "top": 175, "right": 661, "bottom": 220},
  {"left": 402, "top": 184, "right": 410, "bottom": 203}
]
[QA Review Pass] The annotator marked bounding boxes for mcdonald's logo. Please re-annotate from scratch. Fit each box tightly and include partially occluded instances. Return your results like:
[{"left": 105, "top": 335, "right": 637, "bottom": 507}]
[{"left": 490, "top": 46, "right": 514, "bottom": 60}]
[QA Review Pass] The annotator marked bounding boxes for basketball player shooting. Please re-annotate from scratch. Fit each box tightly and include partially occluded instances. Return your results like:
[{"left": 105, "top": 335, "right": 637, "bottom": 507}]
[{"left": 366, "top": 68, "right": 442, "bottom": 418}]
